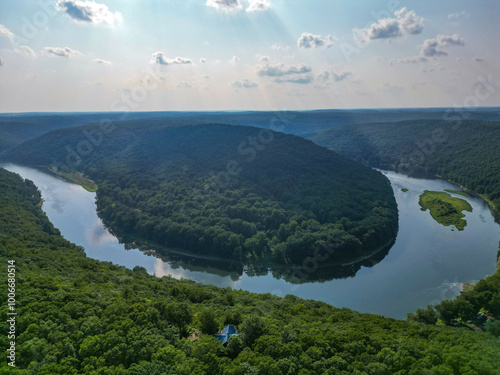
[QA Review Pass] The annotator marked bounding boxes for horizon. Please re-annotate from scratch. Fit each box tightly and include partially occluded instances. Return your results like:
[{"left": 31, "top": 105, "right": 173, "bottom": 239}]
[{"left": 1, "top": 106, "right": 500, "bottom": 116}]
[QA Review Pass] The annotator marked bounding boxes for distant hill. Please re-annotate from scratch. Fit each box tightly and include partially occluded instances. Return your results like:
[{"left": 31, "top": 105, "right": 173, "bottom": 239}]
[
  {"left": 1, "top": 107, "right": 498, "bottom": 153},
  {"left": 3, "top": 119, "right": 398, "bottom": 266},
  {"left": 309, "top": 119, "right": 500, "bottom": 212},
  {"left": 0, "top": 112, "right": 186, "bottom": 153}
]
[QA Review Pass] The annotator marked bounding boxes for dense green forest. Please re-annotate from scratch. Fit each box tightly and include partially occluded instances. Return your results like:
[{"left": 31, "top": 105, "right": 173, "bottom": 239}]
[
  {"left": 310, "top": 120, "right": 500, "bottom": 211},
  {"left": 1, "top": 108, "right": 499, "bottom": 154},
  {"left": 1, "top": 167, "right": 500, "bottom": 374},
  {"left": 3, "top": 121, "right": 398, "bottom": 266}
]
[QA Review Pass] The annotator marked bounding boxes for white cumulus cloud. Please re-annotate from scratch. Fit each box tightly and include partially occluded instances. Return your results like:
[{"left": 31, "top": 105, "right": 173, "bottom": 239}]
[
  {"left": 17, "top": 46, "right": 36, "bottom": 57},
  {"left": 43, "top": 47, "right": 81, "bottom": 58},
  {"left": 420, "top": 34, "right": 465, "bottom": 57},
  {"left": 152, "top": 52, "right": 193, "bottom": 65},
  {"left": 317, "top": 71, "right": 352, "bottom": 82},
  {"left": 356, "top": 7, "right": 424, "bottom": 41},
  {"left": 57, "top": 0, "right": 122, "bottom": 25},
  {"left": 246, "top": 0, "right": 271, "bottom": 12},
  {"left": 257, "top": 63, "right": 312, "bottom": 77},
  {"left": 206, "top": 0, "right": 242, "bottom": 12},
  {"left": 298, "top": 33, "right": 335, "bottom": 49}
]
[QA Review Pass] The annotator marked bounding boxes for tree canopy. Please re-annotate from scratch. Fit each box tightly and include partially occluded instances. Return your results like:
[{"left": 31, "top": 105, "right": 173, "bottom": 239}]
[
  {"left": 1, "top": 167, "right": 500, "bottom": 374},
  {"left": 4, "top": 121, "right": 398, "bottom": 266}
]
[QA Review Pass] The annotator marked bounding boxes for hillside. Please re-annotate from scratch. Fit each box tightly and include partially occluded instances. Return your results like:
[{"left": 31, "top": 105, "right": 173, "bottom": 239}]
[
  {"left": 3, "top": 120, "right": 398, "bottom": 267},
  {"left": 310, "top": 120, "right": 500, "bottom": 212},
  {"left": 1, "top": 108, "right": 498, "bottom": 154},
  {"left": 1, "top": 167, "right": 500, "bottom": 374}
]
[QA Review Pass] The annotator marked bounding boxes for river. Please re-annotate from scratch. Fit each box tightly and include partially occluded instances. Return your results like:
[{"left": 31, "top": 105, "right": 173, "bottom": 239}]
[{"left": 2, "top": 163, "right": 499, "bottom": 319}]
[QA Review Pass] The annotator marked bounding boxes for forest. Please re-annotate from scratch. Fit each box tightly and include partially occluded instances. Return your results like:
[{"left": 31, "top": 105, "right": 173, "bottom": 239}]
[
  {"left": 3, "top": 121, "right": 398, "bottom": 266},
  {"left": 310, "top": 120, "right": 500, "bottom": 212},
  {"left": 1, "top": 108, "right": 499, "bottom": 154},
  {"left": 1, "top": 167, "right": 500, "bottom": 374}
]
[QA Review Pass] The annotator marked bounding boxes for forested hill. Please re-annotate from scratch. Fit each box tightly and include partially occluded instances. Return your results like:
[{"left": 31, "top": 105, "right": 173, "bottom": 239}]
[
  {"left": 1, "top": 167, "right": 500, "bottom": 374},
  {"left": 1, "top": 107, "right": 498, "bottom": 153},
  {"left": 310, "top": 120, "right": 500, "bottom": 211},
  {"left": 4, "top": 120, "right": 397, "bottom": 266}
]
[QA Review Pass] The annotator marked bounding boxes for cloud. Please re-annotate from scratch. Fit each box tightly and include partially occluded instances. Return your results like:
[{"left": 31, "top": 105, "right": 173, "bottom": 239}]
[
  {"left": 357, "top": 7, "right": 424, "bottom": 40},
  {"left": 206, "top": 0, "right": 242, "bottom": 12},
  {"left": 230, "top": 56, "right": 240, "bottom": 63},
  {"left": 271, "top": 44, "right": 290, "bottom": 52},
  {"left": 448, "top": 11, "right": 469, "bottom": 23},
  {"left": 17, "top": 46, "right": 36, "bottom": 57},
  {"left": 297, "top": 32, "right": 334, "bottom": 49},
  {"left": 275, "top": 75, "right": 314, "bottom": 84},
  {"left": 94, "top": 58, "right": 111, "bottom": 65},
  {"left": 257, "top": 63, "right": 312, "bottom": 77},
  {"left": 326, "top": 35, "right": 335, "bottom": 48},
  {"left": 152, "top": 52, "right": 193, "bottom": 65},
  {"left": 43, "top": 46, "right": 81, "bottom": 58},
  {"left": 0, "top": 58, "right": 4, "bottom": 66},
  {"left": 200, "top": 58, "right": 207, "bottom": 63},
  {"left": 389, "top": 56, "right": 427, "bottom": 65},
  {"left": 57, "top": 0, "right": 121, "bottom": 25},
  {"left": 473, "top": 57, "right": 485, "bottom": 63},
  {"left": 317, "top": 71, "right": 352, "bottom": 82},
  {"left": 246, "top": 0, "right": 270, "bottom": 12},
  {"left": 231, "top": 79, "right": 258, "bottom": 88},
  {"left": 298, "top": 33, "right": 323, "bottom": 48},
  {"left": 258, "top": 55, "right": 270, "bottom": 62},
  {"left": 395, "top": 8, "right": 424, "bottom": 35},
  {"left": 0, "top": 24, "right": 13, "bottom": 39},
  {"left": 177, "top": 82, "right": 192, "bottom": 89},
  {"left": 420, "top": 34, "right": 465, "bottom": 57}
]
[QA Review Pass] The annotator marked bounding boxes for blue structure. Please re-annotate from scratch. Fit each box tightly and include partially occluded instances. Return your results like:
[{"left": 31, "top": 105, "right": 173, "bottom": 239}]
[{"left": 213, "top": 325, "right": 239, "bottom": 345}]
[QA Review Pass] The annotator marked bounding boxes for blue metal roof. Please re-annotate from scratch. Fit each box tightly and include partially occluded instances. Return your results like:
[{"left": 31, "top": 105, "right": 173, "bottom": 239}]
[{"left": 214, "top": 325, "right": 239, "bottom": 345}]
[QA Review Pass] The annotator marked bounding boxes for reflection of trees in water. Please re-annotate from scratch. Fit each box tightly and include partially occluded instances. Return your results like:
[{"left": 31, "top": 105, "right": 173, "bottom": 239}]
[
  {"left": 272, "top": 242, "right": 392, "bottom": 284},
  {"left": 125, "top": 238, "right": 394, "bottom": 284}
]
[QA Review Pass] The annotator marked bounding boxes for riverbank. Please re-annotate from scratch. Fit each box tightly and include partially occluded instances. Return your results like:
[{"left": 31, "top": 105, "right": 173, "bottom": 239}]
[
  {"left": 47, "top": 166, "right": 98, "bottom": 192},
  {"left": 3, "top": 162, "right": 499, "bottom": 319}
]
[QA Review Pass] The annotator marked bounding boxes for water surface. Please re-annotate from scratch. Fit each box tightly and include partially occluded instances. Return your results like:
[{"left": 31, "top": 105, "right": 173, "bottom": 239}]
[{"left": 2, "top": 163, "right": 499, "bottom": 319}]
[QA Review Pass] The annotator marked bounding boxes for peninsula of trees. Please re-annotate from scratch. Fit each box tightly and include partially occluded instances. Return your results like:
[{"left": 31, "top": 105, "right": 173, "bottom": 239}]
[{"left": 4, "top": 120, "right": 398, "bottom": 266}]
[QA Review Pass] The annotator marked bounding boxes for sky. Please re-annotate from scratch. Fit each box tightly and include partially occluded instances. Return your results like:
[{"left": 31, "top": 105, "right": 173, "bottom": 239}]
[{"left": 0, "top": 0, "right": 499, "bottom": 112}]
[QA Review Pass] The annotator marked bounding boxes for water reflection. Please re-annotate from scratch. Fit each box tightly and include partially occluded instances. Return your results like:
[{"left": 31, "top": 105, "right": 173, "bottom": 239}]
[
  {"left": 2, "top": 163, "right": 499, "bottom": 319},
  {"left": 112, "top": 234, "right": 394, "bottom": 284}
]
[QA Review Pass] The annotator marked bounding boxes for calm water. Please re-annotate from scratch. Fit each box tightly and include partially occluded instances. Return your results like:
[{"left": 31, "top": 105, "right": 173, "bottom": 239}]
[{"left": 2, "top": 163, "right": 499, "bottom": 319}]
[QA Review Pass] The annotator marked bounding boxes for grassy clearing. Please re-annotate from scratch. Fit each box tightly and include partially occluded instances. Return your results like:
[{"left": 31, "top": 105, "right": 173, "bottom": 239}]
[
  {"left": 401, "top": 188, "right": 409, "bottom": 192},
  {"left": 419, "top": 190, "right": 472, "bottom": 231},
  {"left": 49, "top": 166, "right": 98, "bottom": 192}
]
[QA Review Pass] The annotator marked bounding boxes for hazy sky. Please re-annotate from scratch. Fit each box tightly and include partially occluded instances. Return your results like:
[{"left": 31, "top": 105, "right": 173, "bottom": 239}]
[{"left": 0, "top": 0, "right": 499, "bottom": 112}]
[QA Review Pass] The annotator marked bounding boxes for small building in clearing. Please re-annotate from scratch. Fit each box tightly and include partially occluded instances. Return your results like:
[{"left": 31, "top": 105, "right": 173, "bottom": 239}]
[{"left": 213, "top": 325, "right": 239, "bottom": 345}]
